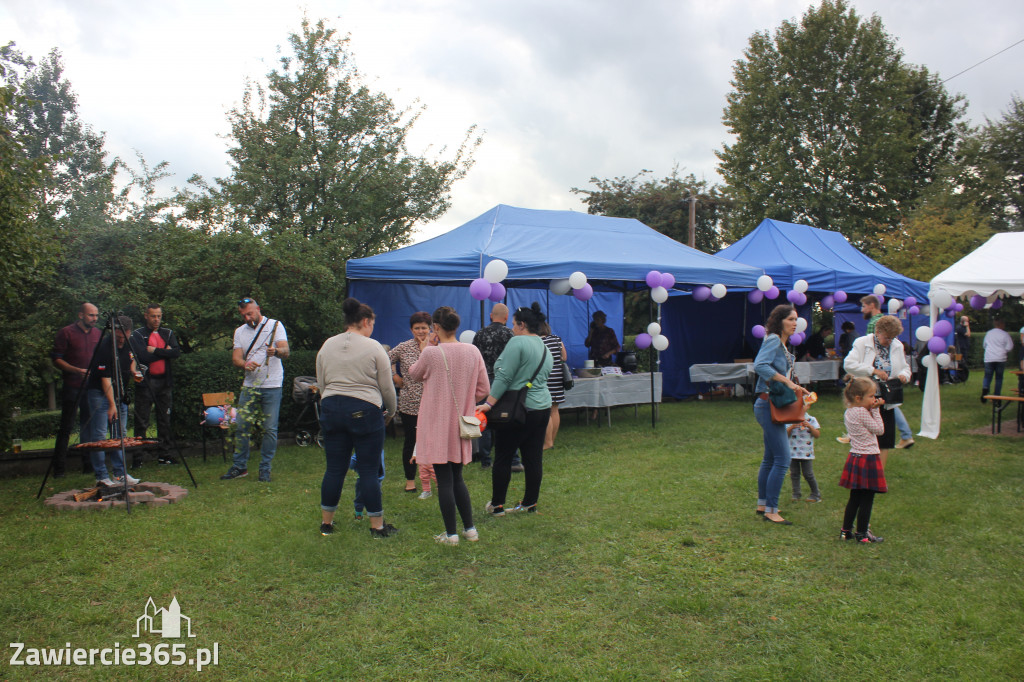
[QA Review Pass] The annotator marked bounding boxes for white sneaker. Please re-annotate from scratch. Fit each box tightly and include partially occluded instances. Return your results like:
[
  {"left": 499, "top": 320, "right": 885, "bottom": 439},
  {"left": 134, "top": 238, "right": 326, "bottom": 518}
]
[
  {"left": 433, "top": 532, "right": 459, "bottom": 545},
  {"left": 96, "top": 478, "right": 115, "bottom": 487},
  {"left": 418, "top": 490, "right": 432, "bottom": 500},
  {"left": 117, "top": 473, "right": 140, "bottom": 485},
  {"left": 462, "top": 528, "right": 479, "bottom": 542}
]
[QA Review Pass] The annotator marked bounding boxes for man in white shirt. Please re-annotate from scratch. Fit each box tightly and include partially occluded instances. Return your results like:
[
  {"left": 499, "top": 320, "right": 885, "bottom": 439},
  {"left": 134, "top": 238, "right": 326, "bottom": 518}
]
[
  {"left": 221, "top": 298, "right": 290, "bottom": 482},
  {"left": 981, "top": 317, "right": 1014, "bottom": 403}
]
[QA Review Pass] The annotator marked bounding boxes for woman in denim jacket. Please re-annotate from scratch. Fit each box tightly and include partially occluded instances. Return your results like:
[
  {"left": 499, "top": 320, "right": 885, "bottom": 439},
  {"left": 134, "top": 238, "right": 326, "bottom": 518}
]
[{"left": 754, "top": 304, "right": 801, "bottom": 525}]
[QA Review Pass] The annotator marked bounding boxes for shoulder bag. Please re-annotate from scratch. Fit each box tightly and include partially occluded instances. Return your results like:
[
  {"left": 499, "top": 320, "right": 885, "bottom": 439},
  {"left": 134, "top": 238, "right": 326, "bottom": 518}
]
[
  {"left": 769, "top": 384, "right": 808, "bottom": 424},
  {"left": 489, "top": 346, "right": 549, "bottom": 426},
  {"left": 439, "top": 346, "right": 481, "bottom": 439},
  {"left": 875, "top": 378, "right": 904, "bottom": 405}
]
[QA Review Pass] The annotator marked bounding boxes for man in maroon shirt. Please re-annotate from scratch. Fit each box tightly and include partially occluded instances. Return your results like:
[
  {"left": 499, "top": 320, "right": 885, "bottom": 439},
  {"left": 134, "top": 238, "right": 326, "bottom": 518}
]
[{"left": 51, "top": 302, "right": 102, "bottom": 477}]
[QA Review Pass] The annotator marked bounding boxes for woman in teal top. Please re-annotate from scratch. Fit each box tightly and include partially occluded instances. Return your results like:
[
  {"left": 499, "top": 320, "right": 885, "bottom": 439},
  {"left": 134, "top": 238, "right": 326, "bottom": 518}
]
[{"left": 480, "top": 302, "right": 553, "bottom": 515}]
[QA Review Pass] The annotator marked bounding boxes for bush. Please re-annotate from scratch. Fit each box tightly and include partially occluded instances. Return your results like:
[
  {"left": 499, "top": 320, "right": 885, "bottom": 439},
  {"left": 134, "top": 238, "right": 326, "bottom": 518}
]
[
  {"left": 170, "top": 350, "right": 318, "bottom": 441},
  {"left": 10, "top": 410, "right": 61, "bottom": 441}
]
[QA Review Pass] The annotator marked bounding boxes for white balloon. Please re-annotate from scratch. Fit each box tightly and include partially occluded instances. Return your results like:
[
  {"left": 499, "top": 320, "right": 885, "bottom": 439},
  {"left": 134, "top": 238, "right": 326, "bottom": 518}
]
[
  {"left": 888, "top": 298, "right": 902, "bottom": 313},
  {"left": 651, "top": 286, "right": 669, "bottom": 304},
  {"left": 795, "top": 317, "right": 808, "bottom": 333},
  {"left": 873, "top": 283, "right": 886, "bottom": 296},
  {"left": 549, "top": 278, "right": 572, "bottom": 295},
  {"left": 757, "top": 275, "right": 773, "bottom": 292},
  {"left": 458, "top": 330, "right": 476, "bottom": 344},
  {"left": 710, "top": 283, "right": 727, "bottom": 299},
  {"left": 936, "top": 352, "right": 951, "bottom": 367},
  {"left": 652, "top": 334, "right": 670, "bottom": 351},
  {"left": 921, "top": 355, "right": 935, "bottom": 368},
  {"left": 647, "top": 322, "right": 662, "bottom": 336},
  {"left": 569, "top": 271, "right": 588, "bottom": 289},
  {"left": 915, "top": 326, "right": 933, "bottom": 342},
  {"left": 794, "top": 279, "right": 809, "bottom": 293},
  {"left": 483, "top": 259, "right": 508, "bottom": 283},
  {"left": 929, "top": 289, "right": 953, "bottom": 310}
]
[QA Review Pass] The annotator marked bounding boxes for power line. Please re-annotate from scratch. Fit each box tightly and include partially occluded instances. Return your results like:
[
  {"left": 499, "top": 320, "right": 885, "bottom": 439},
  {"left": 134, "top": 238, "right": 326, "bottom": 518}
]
[{"left": 940, "top": 37, "right": 1024, "bottom": 85}]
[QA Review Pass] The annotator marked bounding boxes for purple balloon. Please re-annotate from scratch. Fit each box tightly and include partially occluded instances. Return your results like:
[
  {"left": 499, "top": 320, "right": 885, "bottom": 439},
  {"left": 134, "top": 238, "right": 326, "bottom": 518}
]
[
  {"left": 747, "top": 289, "right": 764, "bottom": 304},
  {"left": 766, "top": 286, "right": 780, "bottom": 300},
  {"left": 693, "top": 286, "right": 711, "bottom": 302},
  {"left": 833, "top": 290, "right": 847, "bottom": 304},
  {"left": 469, "top": 278, "right": 491, "bottom": 301},
  {"left": 752, "top": 325, "right": 766, "bottom": 339},
  {"left": 908, "top": 305, "right": 920, "bottom": 315},
  {"left": 969, "top": 294, "right": 986, "bottom": 309},
  {"left": 992, "top": 298, "right": 1004, "bottom": 310},
  {"left": 790, "top": 332, "right": 805, "bottom": 346},
  {"left": 820, "top": 294, "right": 835, "bottom": 310},
  {"left": 928, "top": 336, "right": 947, "bottom": 354},
  {"left": 573, "top": 283, "right": 594, "bottom": 301},
  {"left": 786, "top": 289, "right": 800, "bottom": 303},
  {"left": 660, "top": 272, "right": 676, "bottom": 289},
  {"left": 488, "top": 282, "right": 506, "bottom": 302},
  {"left": 904, "top": 296, "right": 917, "bottom": 308},
  {"left": 646, "top": 270, "right": 662, "bottom": 288},
  {"left": 933, "top": 319, "right": 953, "bottom": 337},
  {"left": 635, "top": 333, "right": 652, "bottom": 350},
  {"left": 708, "top": 295, "right": 720, "bottom": 302}
]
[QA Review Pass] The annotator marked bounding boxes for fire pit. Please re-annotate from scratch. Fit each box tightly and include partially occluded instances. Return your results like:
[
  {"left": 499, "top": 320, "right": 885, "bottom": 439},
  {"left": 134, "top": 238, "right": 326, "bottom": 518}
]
[{"left": 44, "top": 482, "right": 188, "bottom": 510}]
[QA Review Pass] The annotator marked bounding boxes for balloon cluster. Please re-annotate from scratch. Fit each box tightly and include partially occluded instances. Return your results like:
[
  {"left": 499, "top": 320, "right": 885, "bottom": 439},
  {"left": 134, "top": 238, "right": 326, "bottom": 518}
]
[
  {"left": 634, "top": 322, "right": 669, "bottom": 351},
  {"left": 969, "top": 293, "right": 1003, "bottom": 310},
  {"left": 915, "top": 316, "right": 955, "bottom": 367},
  {"left": 747, "top": 275, "right": 779, "bottom": 303},
  {"left": 645, "top": 270, "right": 676, "bottom": 304},
  {"left": 549, "top": 271, "right": 593, "bottom": 300},
  {"left": 470, "top": 259, "right": 509, "bottom": 302}
]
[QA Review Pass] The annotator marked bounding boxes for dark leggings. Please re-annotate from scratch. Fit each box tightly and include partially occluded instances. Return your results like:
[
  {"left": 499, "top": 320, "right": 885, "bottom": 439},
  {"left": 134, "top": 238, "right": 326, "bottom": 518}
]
[
  {"left": 491, "top": 408, "right": 550, "bottom": 508},
  {"left": 433, "top": 462, "right": 473, "bottom": 536},
  {"left": 842, "top": 488, "right": 876, "bottom": 534},
  {"left": 399, "top": 412, "right": 418, "bottom": 481}
]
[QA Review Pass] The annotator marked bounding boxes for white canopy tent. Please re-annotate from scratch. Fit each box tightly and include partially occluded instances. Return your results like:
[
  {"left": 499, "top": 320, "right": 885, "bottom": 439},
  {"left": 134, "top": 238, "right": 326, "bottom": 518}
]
[{"left": 921, "top": 232, "right": 1024, "bottom": 437}]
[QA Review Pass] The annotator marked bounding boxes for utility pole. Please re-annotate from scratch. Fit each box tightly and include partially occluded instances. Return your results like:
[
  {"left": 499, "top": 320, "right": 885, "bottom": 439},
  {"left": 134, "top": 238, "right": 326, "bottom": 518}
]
[{"left": 687, "top": 189, "right": 697, "bottom": 249}]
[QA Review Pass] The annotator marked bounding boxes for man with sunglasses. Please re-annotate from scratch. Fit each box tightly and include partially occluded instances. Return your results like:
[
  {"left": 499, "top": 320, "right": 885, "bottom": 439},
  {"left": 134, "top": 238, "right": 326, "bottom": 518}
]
[{"left": 221, "top": 298, "right": 289, "bottom": 482}]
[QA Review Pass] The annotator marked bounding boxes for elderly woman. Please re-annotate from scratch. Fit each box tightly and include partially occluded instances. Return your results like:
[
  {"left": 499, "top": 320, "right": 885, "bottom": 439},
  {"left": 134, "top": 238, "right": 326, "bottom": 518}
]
[
  {"left": 843, "top": 314, "right": 911, "bottom": 468},
  {"left": 584, "top": 310, "right": 620, "bottom": 367},
  {"left": 479, "top": 302, "right": 553, "bottom": 516},
  {"left": 753, "top": 304, "right": 801, "bottom": 525},
  {"left": 407, "top": 307, "right": 490, "bottom": 545},
  {"left": 389, "top": 311, "right": 432, "bottom": 495},
  {"left": 316, "top": 298, "right": 398, "bottom": 539}
]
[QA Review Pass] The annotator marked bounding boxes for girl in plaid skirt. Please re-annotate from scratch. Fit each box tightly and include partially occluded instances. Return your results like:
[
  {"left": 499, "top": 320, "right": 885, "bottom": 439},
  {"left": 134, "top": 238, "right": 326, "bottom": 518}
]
[{"left": 839, "top": 376, "right": 887, "bottom": 544}]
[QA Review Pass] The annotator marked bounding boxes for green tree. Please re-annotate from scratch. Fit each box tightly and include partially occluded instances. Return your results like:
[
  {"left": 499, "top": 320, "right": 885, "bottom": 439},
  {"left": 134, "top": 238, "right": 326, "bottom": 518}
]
[
  {"left": 875, "top": 203, "right": 991, "bottom": 282},
  {"left": 716, "top": 0, "right": 965, "bottom": 245},
  {"left": 571, "top": 168, "right": 733, "bottom": 253},
  {"left": 958, "top": 95, "right": 1024, "bottom": 232}
]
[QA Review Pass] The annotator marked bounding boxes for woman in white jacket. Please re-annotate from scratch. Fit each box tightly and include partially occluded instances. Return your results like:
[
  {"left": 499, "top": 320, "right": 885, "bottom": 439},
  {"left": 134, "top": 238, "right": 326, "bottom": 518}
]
[{"left": 843, "top": 315, "right": 911, "bottom": 468}]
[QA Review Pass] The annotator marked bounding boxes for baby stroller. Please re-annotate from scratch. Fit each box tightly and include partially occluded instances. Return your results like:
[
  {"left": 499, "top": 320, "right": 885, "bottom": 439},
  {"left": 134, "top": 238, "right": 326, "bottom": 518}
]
[{"left": 292, "top": 376, "right": 323, "bottom": 447}]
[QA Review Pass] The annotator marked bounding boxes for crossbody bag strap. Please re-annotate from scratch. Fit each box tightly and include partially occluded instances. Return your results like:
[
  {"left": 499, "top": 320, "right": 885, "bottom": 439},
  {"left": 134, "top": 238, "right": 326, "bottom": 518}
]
[
  {"left": 525, "top": 343, "right": 549, "bottom": 388},
  {"left": 243, "top": 319, "right": 269, "bottom": 360},
  {"left": 438, "top": 345, "right": 463, "bottom": 414}
]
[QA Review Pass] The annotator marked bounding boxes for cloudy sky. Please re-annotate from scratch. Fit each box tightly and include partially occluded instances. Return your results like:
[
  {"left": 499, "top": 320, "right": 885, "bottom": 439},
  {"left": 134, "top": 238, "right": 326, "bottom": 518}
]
[{"left": 3, "top": 0, "right": 1022, "bottom": 241}]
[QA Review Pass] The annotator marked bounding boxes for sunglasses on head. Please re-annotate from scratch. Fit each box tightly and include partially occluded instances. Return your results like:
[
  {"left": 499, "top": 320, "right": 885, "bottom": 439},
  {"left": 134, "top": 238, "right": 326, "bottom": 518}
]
[{"left": 238, "top": 298, "right": 254, "bottom": 306}]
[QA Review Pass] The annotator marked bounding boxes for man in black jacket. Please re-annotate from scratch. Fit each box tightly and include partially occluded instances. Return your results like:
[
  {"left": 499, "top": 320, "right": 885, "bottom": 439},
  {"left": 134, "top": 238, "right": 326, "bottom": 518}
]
[{"left": 130, "top": 304, "right": 181, "bottom": 464}]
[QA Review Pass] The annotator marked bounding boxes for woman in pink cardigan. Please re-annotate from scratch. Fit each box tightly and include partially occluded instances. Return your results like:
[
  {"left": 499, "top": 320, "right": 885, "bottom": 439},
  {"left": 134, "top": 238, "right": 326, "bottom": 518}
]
[{"left": 408, "top": 307, "right": 490, "bottom": 545}]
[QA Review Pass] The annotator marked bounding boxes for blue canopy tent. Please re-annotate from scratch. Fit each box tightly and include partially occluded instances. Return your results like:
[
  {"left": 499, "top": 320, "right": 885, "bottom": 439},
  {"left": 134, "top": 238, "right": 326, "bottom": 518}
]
[
  {"left": 346, "top": 204, "right": 763, "bottom": 371},
  {"left": 661, "top": 219, "right": 931, "bottom": 396}
]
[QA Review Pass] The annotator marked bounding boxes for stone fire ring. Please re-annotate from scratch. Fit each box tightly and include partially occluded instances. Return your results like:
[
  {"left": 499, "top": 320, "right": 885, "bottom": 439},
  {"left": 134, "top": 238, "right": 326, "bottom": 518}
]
[{"left": 44, "top": 482, "right": 188, "bottom": 511}]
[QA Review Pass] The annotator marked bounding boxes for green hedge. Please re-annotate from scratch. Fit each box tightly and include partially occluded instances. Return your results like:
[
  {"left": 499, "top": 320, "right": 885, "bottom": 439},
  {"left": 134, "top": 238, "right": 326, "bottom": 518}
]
[
  {"left": 170, "top": 349, "right": 318, "bottom": 441},
  {"left": 11, "top": 410, "right": 62, "bottom": 441}
]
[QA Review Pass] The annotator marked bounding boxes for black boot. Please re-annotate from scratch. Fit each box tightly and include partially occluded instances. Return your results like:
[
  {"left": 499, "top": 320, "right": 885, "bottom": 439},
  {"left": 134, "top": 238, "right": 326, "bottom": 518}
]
[{"left": 981, "top": 388, "right": 988, "bottom": 404}]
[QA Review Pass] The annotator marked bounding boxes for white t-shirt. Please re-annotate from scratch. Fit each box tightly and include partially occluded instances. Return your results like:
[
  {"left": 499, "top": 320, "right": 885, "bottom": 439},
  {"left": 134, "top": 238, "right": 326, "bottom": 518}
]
[
  {"left": 234, "top": 317, "right": 288, "bottom": 388},
  {"left": 787, "top": 414, "right": 820, "bottom": 460},
  {"left": 983, "top": 327, "right": 1014, "bottom": 363}
]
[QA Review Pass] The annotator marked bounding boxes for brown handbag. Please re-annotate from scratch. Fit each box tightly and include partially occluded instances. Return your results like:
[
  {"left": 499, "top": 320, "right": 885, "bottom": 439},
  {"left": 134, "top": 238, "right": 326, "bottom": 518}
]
[{"left": 770, "top": 387, "right": 808, "bottom": 424}]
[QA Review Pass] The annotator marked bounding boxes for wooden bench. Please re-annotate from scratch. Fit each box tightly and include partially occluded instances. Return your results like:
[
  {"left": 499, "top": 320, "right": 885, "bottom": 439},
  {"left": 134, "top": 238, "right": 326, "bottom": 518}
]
[{"left": 984, "top": 395, "right": 1024, "bottom": 434}]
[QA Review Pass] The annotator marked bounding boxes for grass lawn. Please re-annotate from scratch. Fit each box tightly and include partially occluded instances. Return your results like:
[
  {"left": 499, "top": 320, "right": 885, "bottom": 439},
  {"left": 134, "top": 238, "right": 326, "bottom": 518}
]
[{"left": 1, "top": 375, "right": 1022, "bottom": 680}]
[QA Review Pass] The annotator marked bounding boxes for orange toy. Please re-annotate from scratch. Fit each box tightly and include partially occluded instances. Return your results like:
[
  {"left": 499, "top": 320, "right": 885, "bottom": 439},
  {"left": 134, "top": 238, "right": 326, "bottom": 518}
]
[{"left": 475, "top": 408, "right": 488, "bottom": 432}]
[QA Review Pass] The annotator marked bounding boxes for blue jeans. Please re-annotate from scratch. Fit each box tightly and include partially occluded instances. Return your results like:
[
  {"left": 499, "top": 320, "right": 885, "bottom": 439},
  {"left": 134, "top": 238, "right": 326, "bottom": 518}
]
[
  {"left": 320, "top": 395, "right": 386, "bottom": 516},
  {"left": 893, "top": 406, "right": 912, "bottom": 441},
  {"left": 85, "top": 389, "right": 126, "bottom": 481},
  {"left": 983, "top": 361, "right": 1006, "bottom": 396},
  {"left": 754, "top": 398, "right": 791, "bottom": 514},
  {"left": 351, "top": 450, "right": 386, "bottom": 512},
  {"left": 233, "top": 386, "right": 282, "bottom": 474}
]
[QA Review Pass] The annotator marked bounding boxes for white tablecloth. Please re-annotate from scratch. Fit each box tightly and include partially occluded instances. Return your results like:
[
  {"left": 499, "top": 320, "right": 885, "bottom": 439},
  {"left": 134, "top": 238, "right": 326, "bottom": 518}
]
[
  {"left": 689, "top": 360, "right": 841, "bottom": 387},
  {"left": 561, "top": 372, "right": 662, "bottom": 410}
]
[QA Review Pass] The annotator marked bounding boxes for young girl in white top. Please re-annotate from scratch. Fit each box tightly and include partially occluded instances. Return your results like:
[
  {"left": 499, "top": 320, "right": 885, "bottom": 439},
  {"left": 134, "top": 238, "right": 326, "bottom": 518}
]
[{"left": 839, "top": 376, "right": 887, "bottom": 544}]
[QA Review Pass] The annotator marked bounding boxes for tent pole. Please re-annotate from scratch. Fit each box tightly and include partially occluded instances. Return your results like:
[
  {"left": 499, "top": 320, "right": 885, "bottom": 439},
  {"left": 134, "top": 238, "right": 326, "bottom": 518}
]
[{"left": 651, "top": 297, "right": 657, "bottom": 428}]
